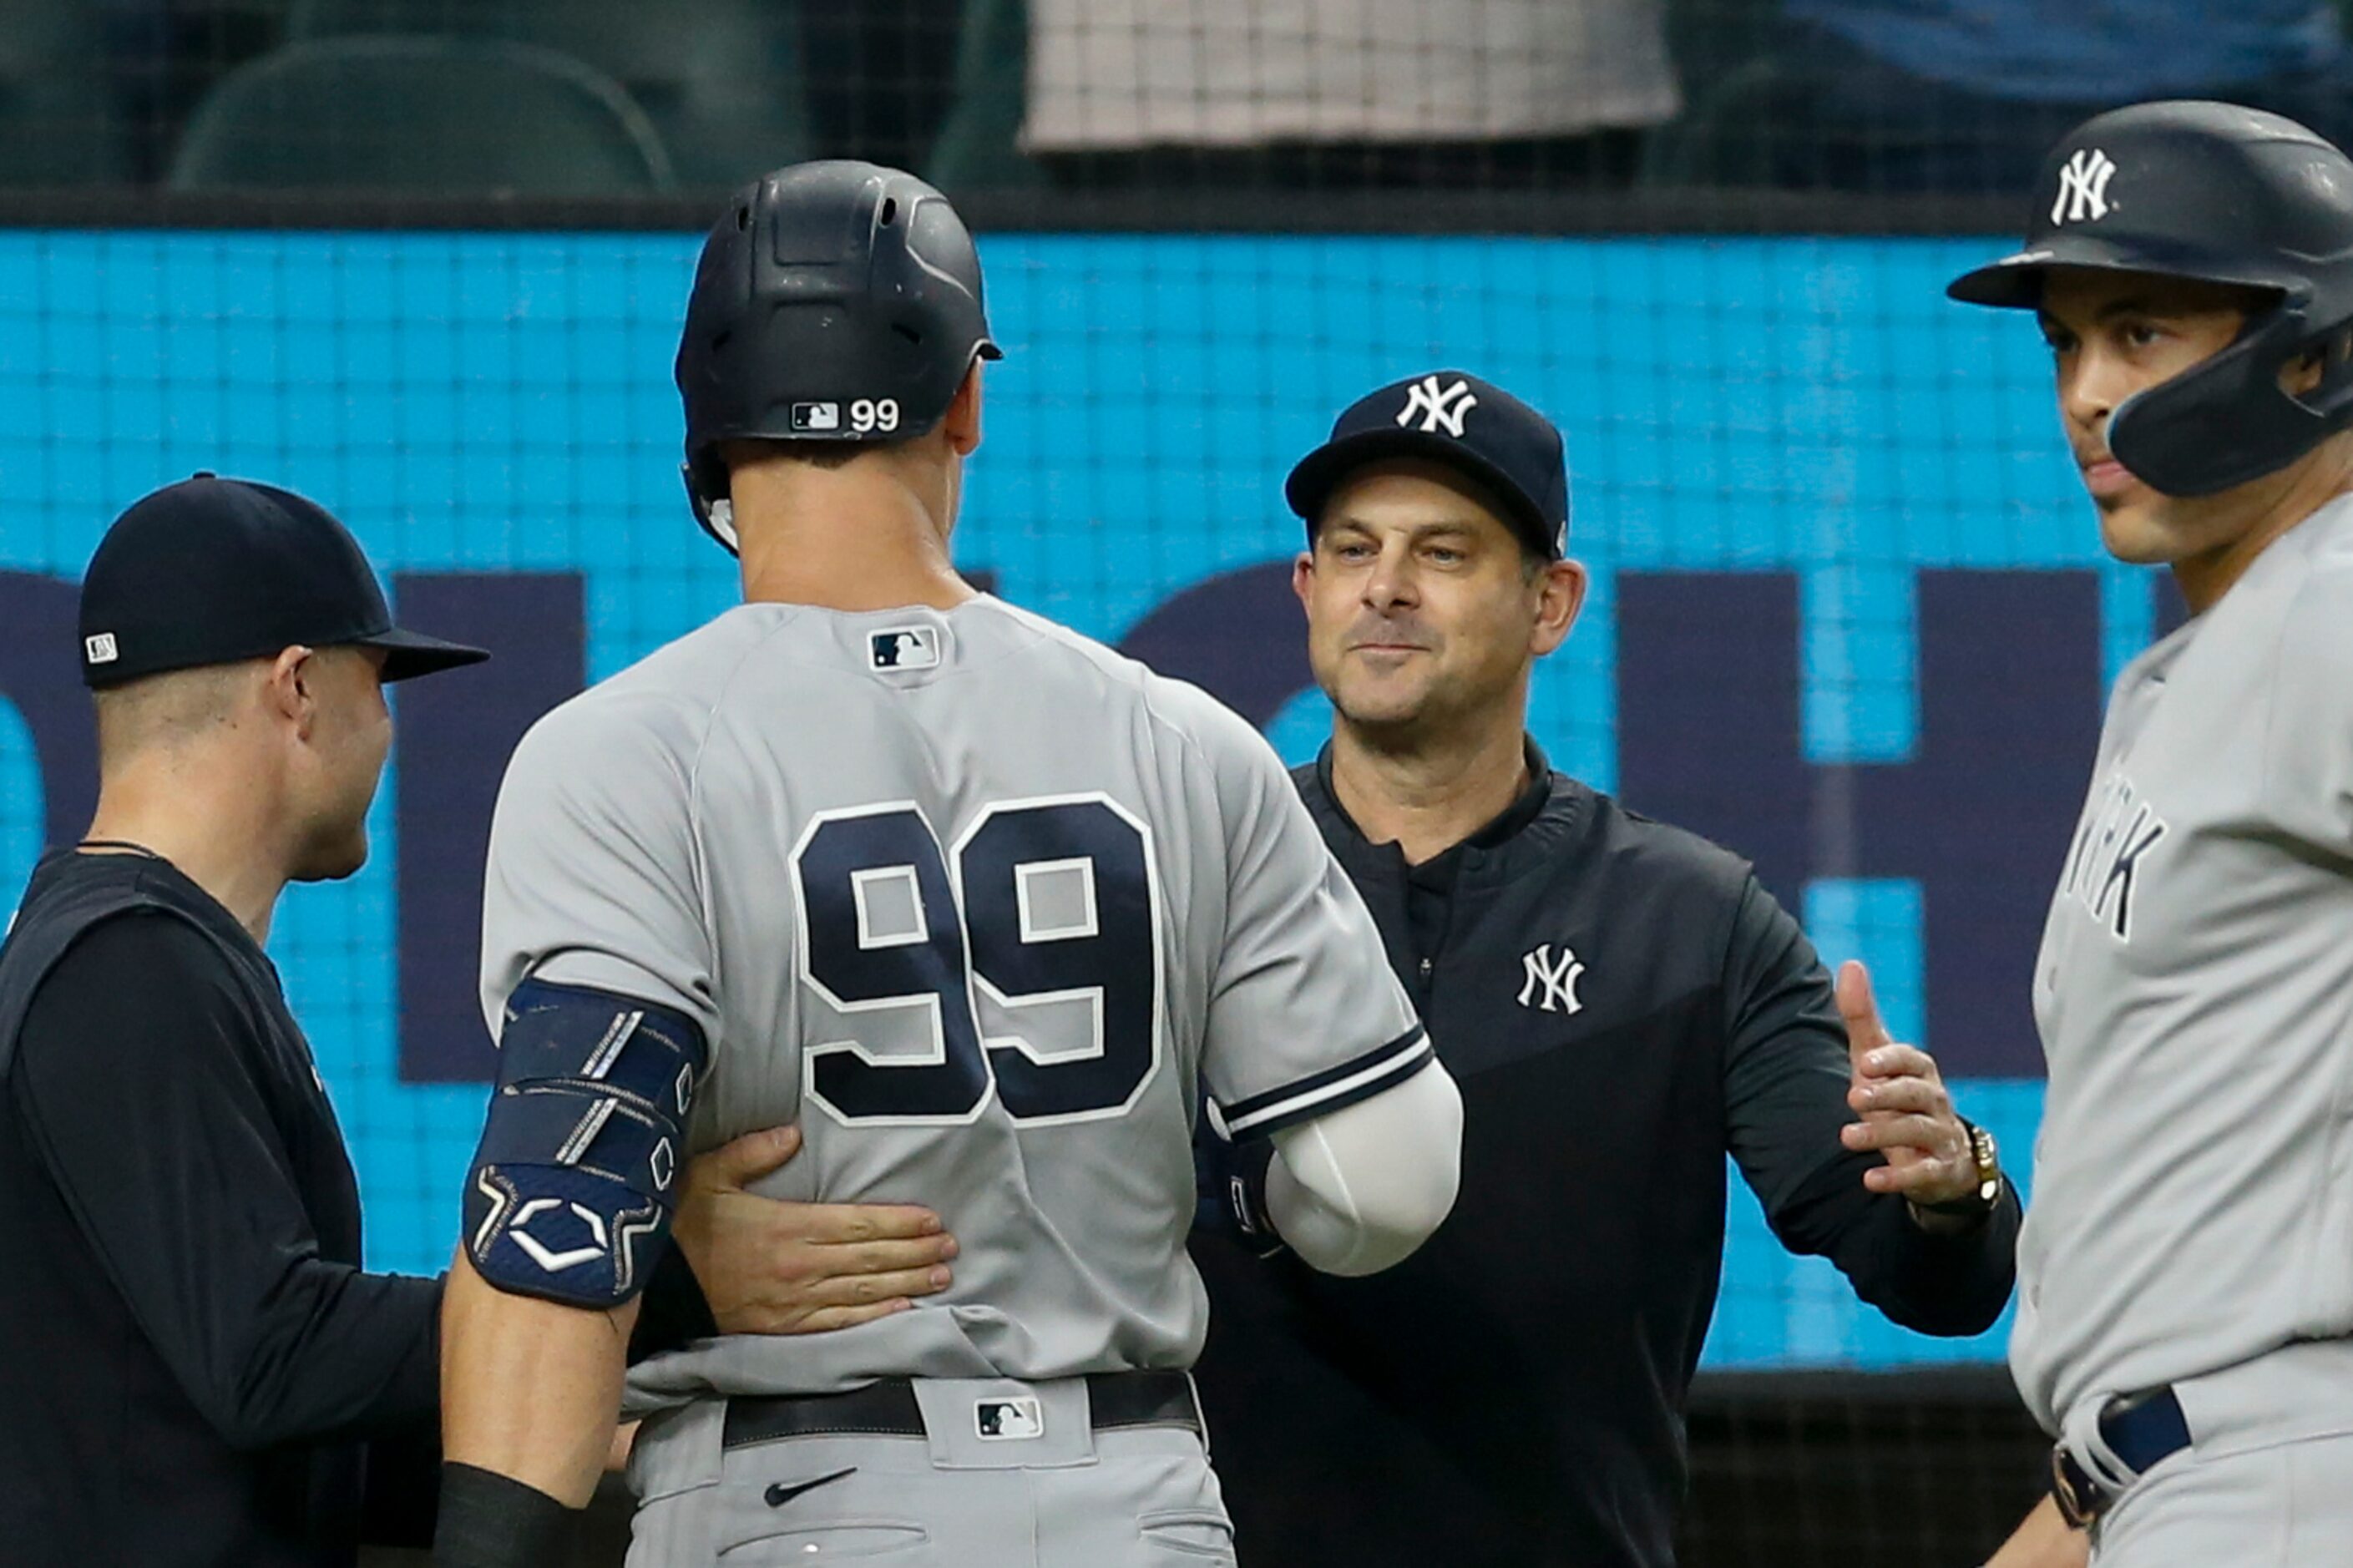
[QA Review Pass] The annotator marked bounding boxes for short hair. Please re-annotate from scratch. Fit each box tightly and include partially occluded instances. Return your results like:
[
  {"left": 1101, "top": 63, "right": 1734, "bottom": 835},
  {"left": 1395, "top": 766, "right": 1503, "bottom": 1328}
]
[
  {"left": 92, "top": 662, "right": 250, "bottom": 769},
  {"left": 721, "top": 436, "right": 905, "bottom": 473}
]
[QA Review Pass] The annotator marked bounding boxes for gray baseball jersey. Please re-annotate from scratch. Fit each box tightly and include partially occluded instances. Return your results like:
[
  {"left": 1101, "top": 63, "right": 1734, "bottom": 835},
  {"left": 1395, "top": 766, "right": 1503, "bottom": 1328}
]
[
  {"left": 2013, "top": 493, "right": 2353, "bottom": 1436},
  {"left": 478, "top": 594, "right": 1426, "bottom": 1409}
]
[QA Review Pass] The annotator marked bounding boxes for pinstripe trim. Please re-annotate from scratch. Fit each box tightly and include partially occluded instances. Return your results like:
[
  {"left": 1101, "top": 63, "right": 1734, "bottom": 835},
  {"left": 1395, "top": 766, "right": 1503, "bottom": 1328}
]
[{"left": 1219, "top": 1025, "right": 1432, "bottom": 1139}]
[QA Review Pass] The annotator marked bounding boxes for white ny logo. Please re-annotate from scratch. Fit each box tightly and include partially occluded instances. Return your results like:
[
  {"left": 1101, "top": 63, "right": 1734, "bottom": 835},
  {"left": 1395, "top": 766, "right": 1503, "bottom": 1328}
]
[
  {"left": 1516, "top": 943, "right": 1586, "bottom": 1014},
  {"left": 1396, "top": 375, "right": 1479, "bottom": 438},
  {"left": 2051, "top": 149, "right": 2117, "bottom": 226}
]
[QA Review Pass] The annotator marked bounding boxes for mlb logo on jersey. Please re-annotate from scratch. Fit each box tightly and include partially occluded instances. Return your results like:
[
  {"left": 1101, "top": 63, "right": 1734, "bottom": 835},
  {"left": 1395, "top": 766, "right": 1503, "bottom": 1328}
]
[
  {"left": 974, "top": 1396, "right": 1045, "bottom": 1441},
  {"left": 869, "top": 625, "right": 942, "bottom": 671}
]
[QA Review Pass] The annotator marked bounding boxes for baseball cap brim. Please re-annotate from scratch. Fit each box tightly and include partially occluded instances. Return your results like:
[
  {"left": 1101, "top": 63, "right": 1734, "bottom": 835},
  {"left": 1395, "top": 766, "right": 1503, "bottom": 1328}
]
[
  {"left": 1285, "top": 427, "right": 1559, "bottom": 558},
  {"left": 359, "top": 626, "right": 491, "bottom": 683}
]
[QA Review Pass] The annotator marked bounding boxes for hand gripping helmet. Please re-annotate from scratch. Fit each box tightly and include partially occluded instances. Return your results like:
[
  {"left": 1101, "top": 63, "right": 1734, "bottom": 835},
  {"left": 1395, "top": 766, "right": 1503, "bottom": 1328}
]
[
  {"left": 675, "top": 160, "right": 1002, "bottom": 552},
  {"left": 1949, "top": 100, "right": 2353, "bottom": 498}
]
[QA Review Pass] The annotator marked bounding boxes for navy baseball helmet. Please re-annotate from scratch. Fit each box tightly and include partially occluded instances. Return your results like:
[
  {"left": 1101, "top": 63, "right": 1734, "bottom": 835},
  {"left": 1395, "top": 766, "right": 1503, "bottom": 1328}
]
[
  {"left": 1949, "top": 100, "right": 2353, "bottom": 498},
  {"left": 675, "top": 160, "right": 1002, "bottom": 552}
]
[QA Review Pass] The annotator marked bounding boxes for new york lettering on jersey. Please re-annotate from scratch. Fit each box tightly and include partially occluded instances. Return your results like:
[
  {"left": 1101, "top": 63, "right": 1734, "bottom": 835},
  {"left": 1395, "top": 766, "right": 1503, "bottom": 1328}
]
[
  {"left": 476, "top": 594, "right": 1422, "bottom": 1405},
  {"left": 2057, "top": 766, "right": 2168, "bottom": 942}
]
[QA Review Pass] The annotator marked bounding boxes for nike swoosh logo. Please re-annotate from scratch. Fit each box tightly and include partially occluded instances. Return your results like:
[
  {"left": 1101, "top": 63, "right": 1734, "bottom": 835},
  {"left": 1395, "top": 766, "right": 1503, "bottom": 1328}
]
[{"left": 764, "top": 1466, "right": 858, "bottom": 1509}]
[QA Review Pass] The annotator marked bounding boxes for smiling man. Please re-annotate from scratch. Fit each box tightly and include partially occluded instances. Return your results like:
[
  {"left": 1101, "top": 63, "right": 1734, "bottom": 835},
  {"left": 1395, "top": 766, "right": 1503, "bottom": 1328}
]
[
  {"left": 1952, "top": 102, "right": 2353, "bottom": 1568},
  {"left": 1188, "top": 372, "right": 2022, "bottom": 1568}
]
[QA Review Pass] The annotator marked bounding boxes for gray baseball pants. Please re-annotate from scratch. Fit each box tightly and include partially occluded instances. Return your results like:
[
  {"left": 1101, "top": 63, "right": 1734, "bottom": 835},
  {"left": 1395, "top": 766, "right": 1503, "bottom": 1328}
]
[
  {"left": 624, "top": 1375, "right": 1236, "bottom": 1566},
  {"left": 2086, "top": 1339, "right": 2353, "bottom": 1566}
]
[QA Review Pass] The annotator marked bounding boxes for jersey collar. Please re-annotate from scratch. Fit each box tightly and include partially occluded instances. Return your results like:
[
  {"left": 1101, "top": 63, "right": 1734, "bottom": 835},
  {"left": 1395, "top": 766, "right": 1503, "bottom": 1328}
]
[{"left": 1301, "top": 734, "right": 1581, "bottom": 888}]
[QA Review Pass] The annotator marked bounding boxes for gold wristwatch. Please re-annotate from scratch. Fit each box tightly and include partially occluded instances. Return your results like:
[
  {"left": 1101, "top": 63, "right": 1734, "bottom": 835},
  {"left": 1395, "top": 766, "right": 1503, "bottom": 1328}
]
[{"left": 1920, "top": 1118, "right": 2003, "bottom": 1218}]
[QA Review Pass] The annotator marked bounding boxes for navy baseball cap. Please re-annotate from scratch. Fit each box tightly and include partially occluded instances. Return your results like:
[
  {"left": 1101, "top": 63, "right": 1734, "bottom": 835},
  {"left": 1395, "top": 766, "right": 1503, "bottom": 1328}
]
[
  {"left": 78, "top": 474, "right": 489, "bottom": 690},
  {"left": 1285, "top": 371, "right": 1570, "bottom": 559}
]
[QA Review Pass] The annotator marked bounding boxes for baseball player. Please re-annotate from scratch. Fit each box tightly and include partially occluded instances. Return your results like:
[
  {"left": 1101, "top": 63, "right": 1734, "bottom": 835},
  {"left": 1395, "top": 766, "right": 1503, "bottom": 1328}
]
[
  {"left": 428, "top": 161, "right": 1465, "bottom": 1568},
  {"left": 1950, "top": 103, "right": 2353, "bottom": 1567}
]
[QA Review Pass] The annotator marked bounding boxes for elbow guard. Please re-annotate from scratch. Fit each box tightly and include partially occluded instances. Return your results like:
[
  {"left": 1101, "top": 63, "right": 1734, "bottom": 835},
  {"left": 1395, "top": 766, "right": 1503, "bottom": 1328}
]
[{"left": 461, "top": 980, "right": 707, "bottom": 1309}]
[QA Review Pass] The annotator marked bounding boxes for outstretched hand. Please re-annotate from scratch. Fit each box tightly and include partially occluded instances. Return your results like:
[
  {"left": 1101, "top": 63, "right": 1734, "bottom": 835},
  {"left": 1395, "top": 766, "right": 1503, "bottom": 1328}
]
[
  {"left": 1834, "top": 961, "right": 1976, "bottom": 1210},
  {"left": 672, "top": 1125, "right": 959, "bottom": 1335}
]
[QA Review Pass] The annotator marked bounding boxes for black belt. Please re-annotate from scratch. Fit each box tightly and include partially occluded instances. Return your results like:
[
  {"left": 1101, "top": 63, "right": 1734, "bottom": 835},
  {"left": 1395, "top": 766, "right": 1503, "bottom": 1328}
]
[
  {"left": 2050, "top": 1386, "right": 2193, "bottom": 1527},
  {"left": 723, "top": 1370, "right": 1202, "bottom": 1450}
]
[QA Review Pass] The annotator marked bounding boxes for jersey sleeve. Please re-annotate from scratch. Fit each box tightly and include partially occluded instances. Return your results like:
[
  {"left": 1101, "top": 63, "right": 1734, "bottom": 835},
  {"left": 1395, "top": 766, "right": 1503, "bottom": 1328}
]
[
  {"left": 1192, "top": 711, "right": 1427, "bottom": 1141},
  {"left": 478, "top": 689, "right": 721, "bottom": 1049},
  {"left": 2260, "top": 571, "right": 2353, "bottom": 850}
]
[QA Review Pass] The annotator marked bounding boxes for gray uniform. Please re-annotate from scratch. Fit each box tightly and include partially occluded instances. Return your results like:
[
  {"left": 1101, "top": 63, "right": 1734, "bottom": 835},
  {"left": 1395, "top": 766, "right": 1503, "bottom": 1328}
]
[
  {"left": 478, "top": 594, "right": 1426, "bottom": 1565},
  {"left": 2016, "top": 494, "right": 2353, "bottom": 1560}
]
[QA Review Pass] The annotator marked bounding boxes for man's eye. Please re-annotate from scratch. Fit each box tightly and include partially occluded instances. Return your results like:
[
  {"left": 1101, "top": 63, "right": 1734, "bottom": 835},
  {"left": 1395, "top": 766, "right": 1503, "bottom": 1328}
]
[
  {"left": 1425, "top": 547, "right": 1465, "bottom": 564},
  {"left": 2122, "top": 322, "right": 2163, "bottom": 349}
]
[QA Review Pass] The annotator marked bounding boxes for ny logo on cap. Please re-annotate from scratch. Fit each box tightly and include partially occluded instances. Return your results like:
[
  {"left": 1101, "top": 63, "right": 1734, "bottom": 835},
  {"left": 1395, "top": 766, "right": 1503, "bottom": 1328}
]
[
  {"left": 1396, "top": 375, "right": 1479, "bottom": 438},
  {"left": 2052, "top": 148, "right": 2117, "bottom": 227}
]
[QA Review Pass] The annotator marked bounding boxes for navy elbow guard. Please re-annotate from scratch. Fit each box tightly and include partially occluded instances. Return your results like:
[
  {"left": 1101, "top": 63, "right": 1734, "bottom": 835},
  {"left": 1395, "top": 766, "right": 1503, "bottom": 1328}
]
[{"left": 462, "top": 980, "right": 707, "bottom": 1308}]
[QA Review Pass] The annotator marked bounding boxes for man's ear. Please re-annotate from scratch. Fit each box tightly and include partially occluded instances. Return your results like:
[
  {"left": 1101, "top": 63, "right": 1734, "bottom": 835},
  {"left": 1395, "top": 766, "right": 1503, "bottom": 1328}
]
[
  {"left": 1291, "top": 550, "right": 1315, "bottom": 615},
  {"left": 943, "top": 362, "right": 983, "bottom": 457},
  {"left": 266, "top": 645, "right": 317, "bottom": 736},
  {"left": 1531, "top": 559, "right": 1588, "bottom": 658},
  {"left": 2285, "top": 346, "right": 2329, "bottom": 397}
]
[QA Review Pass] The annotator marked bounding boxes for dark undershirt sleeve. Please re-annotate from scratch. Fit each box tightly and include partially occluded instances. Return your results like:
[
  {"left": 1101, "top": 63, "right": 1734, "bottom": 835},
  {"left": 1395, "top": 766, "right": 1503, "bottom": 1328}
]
[
  {"left": 360, "top": 1411, "right": 443, "bottom": 1548},
  {"left": 627, "top": 1241, "right": 719, "bottom": 1361},
  {"left": 10, "top": 916, "right": 443, "bottom": 1452},
  {"left": 1718, "top": 877, "right": 2020, "bottom": 1337}
]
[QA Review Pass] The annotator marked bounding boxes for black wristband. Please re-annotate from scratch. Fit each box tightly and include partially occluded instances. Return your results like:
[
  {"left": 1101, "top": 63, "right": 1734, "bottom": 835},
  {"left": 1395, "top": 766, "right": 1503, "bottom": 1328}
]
[{"left": 433, "top": 1462, "right": 579, "bottom": 1568}]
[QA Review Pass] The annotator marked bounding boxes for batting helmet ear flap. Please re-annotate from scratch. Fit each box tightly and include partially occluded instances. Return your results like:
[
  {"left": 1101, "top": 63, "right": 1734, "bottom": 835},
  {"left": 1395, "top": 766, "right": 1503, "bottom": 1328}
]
[
  {"left": 2109, "top": 298, "right": 2353, "bottom": 496},
  {"left": 683, "top": 458, "right": 739, "bottom": 555}
]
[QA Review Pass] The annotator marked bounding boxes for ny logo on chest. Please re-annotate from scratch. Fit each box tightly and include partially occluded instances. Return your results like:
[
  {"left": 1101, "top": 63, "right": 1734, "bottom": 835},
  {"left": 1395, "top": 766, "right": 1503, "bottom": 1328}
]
[
  {"left": 1517, "top": 943, "right": 1586, "bottom": 1014},
  {"left": 2062, "top": 767, "right": 2168, "bottom": 941}
]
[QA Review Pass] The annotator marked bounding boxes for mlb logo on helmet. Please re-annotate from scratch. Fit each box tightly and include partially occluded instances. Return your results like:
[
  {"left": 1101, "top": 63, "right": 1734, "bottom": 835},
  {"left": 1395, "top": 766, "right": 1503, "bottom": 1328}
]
[{"left": 792, "top": 402, "right": 843, "bottom": 432}]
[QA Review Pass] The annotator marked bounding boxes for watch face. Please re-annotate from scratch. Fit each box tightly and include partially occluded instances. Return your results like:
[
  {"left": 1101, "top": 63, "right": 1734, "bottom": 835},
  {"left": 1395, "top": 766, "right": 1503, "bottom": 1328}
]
[{"left": 1972, "top": 1125, "right": 2001, "bottom": 1204}]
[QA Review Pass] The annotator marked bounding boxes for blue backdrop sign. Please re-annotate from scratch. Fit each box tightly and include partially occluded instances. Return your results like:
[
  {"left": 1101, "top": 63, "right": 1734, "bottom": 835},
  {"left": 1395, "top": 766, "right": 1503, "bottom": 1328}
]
[{"left": 0, "top": 230, "right": 2153, "bottom": 1367}]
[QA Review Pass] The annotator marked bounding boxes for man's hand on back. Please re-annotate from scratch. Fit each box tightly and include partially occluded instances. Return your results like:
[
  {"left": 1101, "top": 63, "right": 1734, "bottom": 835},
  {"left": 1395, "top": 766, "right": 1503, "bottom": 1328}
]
[{"left": 671, "top": 1125, "right": 959, "bottom": 1335}]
